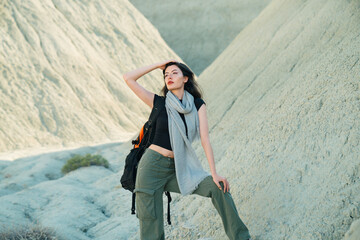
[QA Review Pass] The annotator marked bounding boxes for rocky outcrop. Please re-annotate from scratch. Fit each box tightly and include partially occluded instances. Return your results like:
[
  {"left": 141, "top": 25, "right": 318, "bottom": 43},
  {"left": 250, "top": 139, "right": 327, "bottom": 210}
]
[{"left": 0, "top": 141, "right": 139, "bottom": 239}]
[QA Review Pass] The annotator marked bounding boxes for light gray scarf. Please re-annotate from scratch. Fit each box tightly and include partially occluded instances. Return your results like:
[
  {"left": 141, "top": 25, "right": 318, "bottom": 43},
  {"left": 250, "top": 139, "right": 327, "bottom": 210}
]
[{"left": 165, "top": 90, "right": 210, "bottom": 196}]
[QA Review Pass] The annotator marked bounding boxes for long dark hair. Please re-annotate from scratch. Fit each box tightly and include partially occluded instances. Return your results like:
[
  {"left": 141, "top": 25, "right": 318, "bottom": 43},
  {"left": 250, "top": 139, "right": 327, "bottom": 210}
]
[{"left": 161, "top": 62, "right": 203, "bottom": 99}]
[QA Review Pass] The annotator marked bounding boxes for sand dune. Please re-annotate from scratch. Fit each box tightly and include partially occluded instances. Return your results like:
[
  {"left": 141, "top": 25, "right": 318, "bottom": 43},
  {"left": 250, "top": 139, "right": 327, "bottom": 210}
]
[{"left": 0, "top": 0, "right": 179, "bottom": 157}]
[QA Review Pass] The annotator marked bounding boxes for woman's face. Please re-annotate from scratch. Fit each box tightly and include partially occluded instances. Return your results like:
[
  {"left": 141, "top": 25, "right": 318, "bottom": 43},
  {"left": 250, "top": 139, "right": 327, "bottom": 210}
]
[{"left": 164, "top": 65, "right": 188, "bottom": 92}]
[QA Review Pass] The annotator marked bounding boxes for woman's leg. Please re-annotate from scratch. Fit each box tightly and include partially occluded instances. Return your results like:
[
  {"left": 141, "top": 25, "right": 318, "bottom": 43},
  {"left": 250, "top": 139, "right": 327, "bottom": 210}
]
[
  {"left": 134, "top": 148, "right": 175, "bottom": 240},
  {"left": 193, "top": 176, "right": 250, "bottom": 240},
  {"left": 165, "top": 175, "right": 250, "bottom": 240}
]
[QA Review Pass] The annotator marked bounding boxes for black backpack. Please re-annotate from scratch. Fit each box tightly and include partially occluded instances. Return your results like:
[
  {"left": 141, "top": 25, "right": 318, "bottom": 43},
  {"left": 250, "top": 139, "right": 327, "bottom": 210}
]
[{"left": 120, "top": 96, "right": 172, "bottom": 225}]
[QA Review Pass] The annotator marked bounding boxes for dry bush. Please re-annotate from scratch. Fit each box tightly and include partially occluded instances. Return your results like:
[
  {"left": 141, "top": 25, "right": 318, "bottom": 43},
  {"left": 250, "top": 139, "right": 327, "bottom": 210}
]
[
  {"left": 61, "top": 153, "right": 109, "bottom": 174},
  {"left": 0, "top": 223, "right": 58, "bottom": 240}
]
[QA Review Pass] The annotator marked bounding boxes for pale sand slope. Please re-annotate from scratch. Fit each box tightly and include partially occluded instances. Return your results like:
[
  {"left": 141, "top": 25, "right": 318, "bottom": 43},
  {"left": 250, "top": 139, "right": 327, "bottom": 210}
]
[
  {"left": 156, "top": 0, "right": 358, "bottom": 239},
  {"left": 129, "top": 0, "right": 271, "bottom": 75},
  {"left": 0, "top": 0, "right": 180, "bottom": 156}
]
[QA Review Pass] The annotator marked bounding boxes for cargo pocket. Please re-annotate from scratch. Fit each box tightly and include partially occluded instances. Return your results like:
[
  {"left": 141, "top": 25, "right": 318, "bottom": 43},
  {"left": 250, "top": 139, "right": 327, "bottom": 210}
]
[{"left": 134, "top": 188, "right": 156, "bottom": 220}]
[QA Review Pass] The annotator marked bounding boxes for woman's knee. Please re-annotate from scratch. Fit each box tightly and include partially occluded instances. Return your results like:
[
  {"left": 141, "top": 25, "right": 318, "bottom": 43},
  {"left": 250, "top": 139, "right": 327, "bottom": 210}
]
[
  {"left": 195, "top": 176, "right": 222, "bottom": 197},
  {"left": 211, "top": 181, "right": 224, "bottom": 196}
]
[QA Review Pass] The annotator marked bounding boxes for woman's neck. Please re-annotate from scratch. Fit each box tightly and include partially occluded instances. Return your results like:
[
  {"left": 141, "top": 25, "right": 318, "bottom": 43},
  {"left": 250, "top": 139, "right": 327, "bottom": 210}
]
[{"left": 170, "top": 89, "right": 184, "bottom": 100}]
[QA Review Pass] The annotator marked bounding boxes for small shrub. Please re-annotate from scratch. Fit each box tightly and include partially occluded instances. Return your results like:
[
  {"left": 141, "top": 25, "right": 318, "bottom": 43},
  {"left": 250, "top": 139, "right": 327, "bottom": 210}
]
[
  {"left": 0, "top": 223, "right": 58, "bottom": 240},
  {"left": 61, "top": 153, "right": 109, "bottom": 174}
]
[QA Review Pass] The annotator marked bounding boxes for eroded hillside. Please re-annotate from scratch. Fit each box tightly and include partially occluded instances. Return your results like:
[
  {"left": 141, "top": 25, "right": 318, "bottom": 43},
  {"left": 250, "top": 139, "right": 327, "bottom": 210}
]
[{"left": 0, "top": 0, "right": 178, "bottom": 156}]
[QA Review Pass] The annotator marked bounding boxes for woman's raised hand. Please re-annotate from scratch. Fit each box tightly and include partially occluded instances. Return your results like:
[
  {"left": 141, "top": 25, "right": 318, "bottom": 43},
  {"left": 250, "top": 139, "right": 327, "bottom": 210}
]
[
  {"left": 212, "top": 173, "right": 230, "bottom": 193},
  {"left": 158, "top": 59, "right": 178, "bottom": 70}
]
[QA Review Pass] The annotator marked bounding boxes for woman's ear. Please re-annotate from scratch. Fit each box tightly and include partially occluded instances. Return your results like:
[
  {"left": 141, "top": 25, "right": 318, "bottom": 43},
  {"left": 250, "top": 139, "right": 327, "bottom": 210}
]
[{"left": 184, "top": 76, "right": 189, "bottom": 83}]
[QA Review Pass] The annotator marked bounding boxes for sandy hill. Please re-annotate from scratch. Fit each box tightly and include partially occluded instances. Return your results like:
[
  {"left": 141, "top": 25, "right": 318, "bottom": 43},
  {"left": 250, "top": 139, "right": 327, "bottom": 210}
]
[
  {"left": 182, "top": 0, "right": 359, "bottom": 239},
  {"left": 129, "top": 0, "right": 271, "bottom": 75},
  {"left": 0, "top": 0, "right": 179, "bottom": 158}
]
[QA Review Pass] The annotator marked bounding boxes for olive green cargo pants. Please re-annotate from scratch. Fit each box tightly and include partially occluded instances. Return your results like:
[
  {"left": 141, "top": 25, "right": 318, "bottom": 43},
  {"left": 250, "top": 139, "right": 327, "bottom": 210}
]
[{"left": 134, "top": 148, "right": 250, "bottom": 240}]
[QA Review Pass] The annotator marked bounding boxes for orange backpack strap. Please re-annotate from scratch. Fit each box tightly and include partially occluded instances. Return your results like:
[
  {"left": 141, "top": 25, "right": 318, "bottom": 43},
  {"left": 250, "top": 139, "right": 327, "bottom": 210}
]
[
  {"left": 134, "top": 95, "right": 165, "bottom": 149},
  {"left": 134, "top": 125, "right": 145, "bottom": 148}
]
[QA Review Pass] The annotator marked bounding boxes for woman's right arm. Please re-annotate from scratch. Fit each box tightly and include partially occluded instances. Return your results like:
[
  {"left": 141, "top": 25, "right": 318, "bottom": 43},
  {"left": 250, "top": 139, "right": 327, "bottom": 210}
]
[{"left": 123, "top": 60, "right": 177, "bottom": 108}]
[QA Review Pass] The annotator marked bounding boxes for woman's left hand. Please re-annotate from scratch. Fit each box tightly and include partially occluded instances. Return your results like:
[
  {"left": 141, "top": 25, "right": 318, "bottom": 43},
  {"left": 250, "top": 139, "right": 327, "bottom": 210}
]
[{"left": 212, "top": 173, "right": 230, "bottom": 193}]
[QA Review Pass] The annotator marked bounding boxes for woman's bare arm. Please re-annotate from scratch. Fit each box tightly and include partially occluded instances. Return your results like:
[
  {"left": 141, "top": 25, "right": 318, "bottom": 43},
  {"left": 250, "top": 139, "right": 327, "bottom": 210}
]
[
  {"left": 123, "top": 62, "right": 159, "bottom": 108},
  {"left": 123, "top": 60, "right": 177, "bottom": 108},
  {"left": 198, "top": 104, "right": 230, "bottom": 193}
]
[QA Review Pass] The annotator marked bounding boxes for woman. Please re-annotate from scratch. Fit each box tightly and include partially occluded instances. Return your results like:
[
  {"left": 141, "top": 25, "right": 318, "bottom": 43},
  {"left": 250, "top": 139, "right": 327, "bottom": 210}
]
[{"left": 123, "top": 60, "right": 251, "bottom": 240}]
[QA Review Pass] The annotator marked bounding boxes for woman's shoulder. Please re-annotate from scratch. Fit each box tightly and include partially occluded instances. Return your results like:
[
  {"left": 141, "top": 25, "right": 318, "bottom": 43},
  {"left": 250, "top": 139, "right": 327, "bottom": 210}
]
[
  {"left": 194, "top": 97, "right": 206, "bottom": 111},
  {"left": 154, "top": 93, "right": 165, "bottom": 101},
  {"left": 153, "top": 93, "right": 165, "bottom": 108}
]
